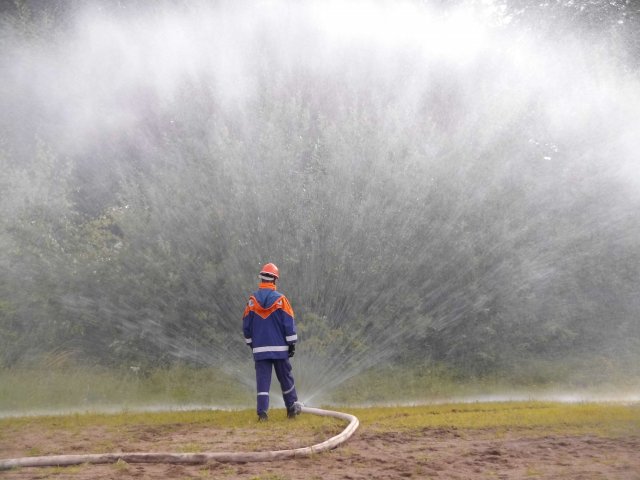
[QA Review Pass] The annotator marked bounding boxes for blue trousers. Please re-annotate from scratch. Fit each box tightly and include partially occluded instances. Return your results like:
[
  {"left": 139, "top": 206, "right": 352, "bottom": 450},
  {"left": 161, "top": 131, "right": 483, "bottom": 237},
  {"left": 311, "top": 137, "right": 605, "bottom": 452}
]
[{"left": 255, "top": 358, "right": 298, "bottom": 414}]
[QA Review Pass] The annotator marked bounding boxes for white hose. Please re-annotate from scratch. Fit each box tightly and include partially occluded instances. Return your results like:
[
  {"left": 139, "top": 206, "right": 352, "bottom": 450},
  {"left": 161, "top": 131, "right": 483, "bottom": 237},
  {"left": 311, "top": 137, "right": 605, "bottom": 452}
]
[{"left": 0, "top": 406, "right": 359, "bottom": 470}]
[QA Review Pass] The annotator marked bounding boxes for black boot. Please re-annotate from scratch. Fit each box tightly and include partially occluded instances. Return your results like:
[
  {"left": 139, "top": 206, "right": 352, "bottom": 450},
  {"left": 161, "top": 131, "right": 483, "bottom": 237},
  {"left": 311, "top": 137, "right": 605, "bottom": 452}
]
[
  {"left": 258, "top": 411, "right": 268, "bottom": 422},
  {"left": 287, "top": 402, "right": 302, "bottom": 419}
]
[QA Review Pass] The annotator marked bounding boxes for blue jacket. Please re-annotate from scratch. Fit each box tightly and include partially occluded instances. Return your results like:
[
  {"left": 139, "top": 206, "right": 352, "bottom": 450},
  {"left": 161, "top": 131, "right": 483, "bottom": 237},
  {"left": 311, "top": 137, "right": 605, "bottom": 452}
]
[{"left": 243, "top": 282, "right": 297, "bottom": 361}]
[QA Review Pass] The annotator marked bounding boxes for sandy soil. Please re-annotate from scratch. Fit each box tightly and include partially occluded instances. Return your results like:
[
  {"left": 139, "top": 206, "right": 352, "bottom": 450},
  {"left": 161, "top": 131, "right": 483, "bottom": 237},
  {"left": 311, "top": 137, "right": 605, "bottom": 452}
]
[{"left": 2, "top": 422, "right": 639, "bottom": 479}]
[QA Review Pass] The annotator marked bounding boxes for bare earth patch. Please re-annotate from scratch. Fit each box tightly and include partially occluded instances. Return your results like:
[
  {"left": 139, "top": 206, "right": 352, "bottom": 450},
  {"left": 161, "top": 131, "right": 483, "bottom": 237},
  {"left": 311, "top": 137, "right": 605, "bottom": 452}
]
[{"left": 2, "top": 422, "right": 639, "bottom": 479}]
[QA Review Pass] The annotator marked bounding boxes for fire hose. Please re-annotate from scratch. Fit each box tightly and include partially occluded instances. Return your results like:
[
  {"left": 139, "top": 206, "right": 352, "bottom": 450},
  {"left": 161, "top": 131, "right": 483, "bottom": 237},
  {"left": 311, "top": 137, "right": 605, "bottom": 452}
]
[{"left": 0, "top": 406, "right": 359, "bottom": 470}]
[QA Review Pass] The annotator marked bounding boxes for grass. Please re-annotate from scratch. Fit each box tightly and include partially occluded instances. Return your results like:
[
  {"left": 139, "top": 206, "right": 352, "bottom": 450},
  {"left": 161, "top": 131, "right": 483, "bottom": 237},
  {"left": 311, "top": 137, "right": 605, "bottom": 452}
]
[
  {"left": 2, "top": 361, "right": 638, "bottom": 414},
  {"left": 346, "top": 401, "right": 640, "bottom": 437},
  {"left": 328, "top": 360, "right": 640, "bottom": 405},
  {"left": 40, "top": 465, "right": 86, "bottom": 476},
  {"left": 0, "top": 364, "right": 249, "bottom": 413},
  {"left": 1, "top": 402, "right": 637, "bottom": 480},
  {"left": 1, "top": 402, "right": 638, "bottom": 452},
  {"left": 0, "top": 407, "right": 343, "bottom": 439}
]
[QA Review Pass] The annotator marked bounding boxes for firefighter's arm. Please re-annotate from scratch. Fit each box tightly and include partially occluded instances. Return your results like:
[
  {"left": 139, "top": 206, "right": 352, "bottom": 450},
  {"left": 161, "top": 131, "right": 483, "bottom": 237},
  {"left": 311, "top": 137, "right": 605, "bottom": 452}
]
[
  {"left": 242, "top": 303, "right": 253, "bottom": 348},
  {"left": 280, "top": 296, "right": 297, "bottom": 345}
]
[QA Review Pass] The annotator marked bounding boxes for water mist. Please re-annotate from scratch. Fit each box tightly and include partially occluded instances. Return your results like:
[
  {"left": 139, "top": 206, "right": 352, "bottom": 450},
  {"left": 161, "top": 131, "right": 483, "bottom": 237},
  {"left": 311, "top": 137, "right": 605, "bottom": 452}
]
[{"left": 1, "top": 0, "right": 639, "bottom": 409}]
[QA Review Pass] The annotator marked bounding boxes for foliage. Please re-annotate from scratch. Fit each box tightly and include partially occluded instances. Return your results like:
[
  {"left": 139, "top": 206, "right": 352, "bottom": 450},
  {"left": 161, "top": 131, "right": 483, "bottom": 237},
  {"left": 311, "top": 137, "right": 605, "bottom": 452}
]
[{"left": 0, "top": 0, "right": 639, "bottom": 393}]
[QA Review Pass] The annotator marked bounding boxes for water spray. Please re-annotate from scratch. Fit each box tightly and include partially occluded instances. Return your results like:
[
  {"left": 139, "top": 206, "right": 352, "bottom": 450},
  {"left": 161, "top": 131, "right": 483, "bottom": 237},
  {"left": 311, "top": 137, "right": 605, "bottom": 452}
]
[{"left": 1, "top": 0, "right": 639, "bottom": 427}]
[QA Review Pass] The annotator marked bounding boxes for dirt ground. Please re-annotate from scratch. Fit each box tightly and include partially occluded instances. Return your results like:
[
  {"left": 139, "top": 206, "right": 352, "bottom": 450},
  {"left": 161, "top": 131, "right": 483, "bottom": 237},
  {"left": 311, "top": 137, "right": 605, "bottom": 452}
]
[{"left": 2, "top": 422, "right": 639, "bottom": 479}]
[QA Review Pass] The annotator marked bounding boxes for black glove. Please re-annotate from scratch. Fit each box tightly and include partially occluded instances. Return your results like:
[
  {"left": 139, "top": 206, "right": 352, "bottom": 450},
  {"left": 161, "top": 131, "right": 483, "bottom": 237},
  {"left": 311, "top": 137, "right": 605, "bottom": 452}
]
[{"left": 288, "top": 344, "right": 295, "bottom": 358}]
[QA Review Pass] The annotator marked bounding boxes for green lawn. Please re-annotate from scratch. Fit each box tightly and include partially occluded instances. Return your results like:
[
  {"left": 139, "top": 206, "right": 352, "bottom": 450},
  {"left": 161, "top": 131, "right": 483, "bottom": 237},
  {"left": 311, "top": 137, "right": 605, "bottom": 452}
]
[{"left": 1, "top": 402, "right": 638, "bottom": 442}]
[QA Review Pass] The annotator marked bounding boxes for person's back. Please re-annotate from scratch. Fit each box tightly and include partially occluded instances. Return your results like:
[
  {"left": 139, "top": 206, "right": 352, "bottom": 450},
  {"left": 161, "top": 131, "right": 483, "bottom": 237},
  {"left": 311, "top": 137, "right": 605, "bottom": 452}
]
[
  {"left": 242, "top": 263, "right": 301, "bottom": 421},
  {"left": 245, "top": 284, "right": 295, "bottom": 360}
]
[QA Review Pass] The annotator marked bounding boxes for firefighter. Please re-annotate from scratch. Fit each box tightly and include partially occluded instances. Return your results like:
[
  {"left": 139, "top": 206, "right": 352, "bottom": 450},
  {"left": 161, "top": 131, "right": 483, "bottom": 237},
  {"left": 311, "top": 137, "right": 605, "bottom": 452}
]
[{"left": 242, "top": 263, "right": 301, "bottom": 421}]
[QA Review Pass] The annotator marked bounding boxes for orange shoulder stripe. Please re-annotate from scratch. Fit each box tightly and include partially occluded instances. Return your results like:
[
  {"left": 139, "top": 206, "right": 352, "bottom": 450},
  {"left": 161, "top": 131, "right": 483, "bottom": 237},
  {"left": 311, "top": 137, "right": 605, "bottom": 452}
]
[
  {"left": 247, "top": 295, "right": 295, "bottom": 319},
  {"left": 279, "top": 295, "right": 295, "bottom": 317}
]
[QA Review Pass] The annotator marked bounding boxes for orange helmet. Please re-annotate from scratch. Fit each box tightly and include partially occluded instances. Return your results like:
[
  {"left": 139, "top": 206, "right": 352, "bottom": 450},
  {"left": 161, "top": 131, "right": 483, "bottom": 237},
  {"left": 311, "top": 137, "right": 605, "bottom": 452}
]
[{"left": 259, "top": 263, "right": 279, "bottom": 280}]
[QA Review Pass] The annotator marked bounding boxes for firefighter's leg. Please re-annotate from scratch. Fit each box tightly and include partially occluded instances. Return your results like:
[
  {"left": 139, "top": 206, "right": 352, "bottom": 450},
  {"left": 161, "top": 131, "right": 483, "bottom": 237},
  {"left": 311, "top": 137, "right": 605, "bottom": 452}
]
[
  {"left": 273, "top": 358, "right": 298, "bottom": 409},
  {"left": 255, "top": 360, "right": 273, "bottom": 417}
]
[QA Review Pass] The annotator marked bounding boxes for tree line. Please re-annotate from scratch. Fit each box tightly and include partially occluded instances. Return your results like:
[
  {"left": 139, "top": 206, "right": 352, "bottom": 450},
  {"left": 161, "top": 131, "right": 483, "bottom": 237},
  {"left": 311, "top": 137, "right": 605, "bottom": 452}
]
[{"left": 1, "top": 0, "right": 639, "bottom": 382}]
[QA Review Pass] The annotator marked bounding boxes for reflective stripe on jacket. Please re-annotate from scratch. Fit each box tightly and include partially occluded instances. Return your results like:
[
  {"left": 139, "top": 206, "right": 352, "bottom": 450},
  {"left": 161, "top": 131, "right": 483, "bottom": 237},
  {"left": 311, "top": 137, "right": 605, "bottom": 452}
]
[{"left": 243, "top": 282, "right": 297, "bottom": 361}]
